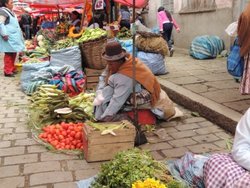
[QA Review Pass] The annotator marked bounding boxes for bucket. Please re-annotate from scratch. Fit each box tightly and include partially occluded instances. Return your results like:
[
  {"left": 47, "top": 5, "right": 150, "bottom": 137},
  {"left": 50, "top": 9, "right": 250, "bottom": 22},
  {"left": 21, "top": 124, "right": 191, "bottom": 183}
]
[{"left": 15, "top": 63, "right": 22, "bottom": 72}]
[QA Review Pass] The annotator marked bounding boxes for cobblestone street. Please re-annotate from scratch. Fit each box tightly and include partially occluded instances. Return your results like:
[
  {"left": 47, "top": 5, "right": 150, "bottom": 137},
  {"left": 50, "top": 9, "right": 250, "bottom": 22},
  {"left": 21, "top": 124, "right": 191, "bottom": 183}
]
[{"left": 0, "top": 55, "right": 233, "bottom": 187}]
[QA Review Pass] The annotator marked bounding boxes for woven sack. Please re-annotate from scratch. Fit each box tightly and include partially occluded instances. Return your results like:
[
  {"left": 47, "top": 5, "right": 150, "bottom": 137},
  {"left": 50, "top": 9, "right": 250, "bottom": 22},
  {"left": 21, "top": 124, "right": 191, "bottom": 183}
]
[
  {"left": 135, "top": 34, "right": 169, "bottom": 56},
  {"left": 79, "top": 36, "right": 107, "bottom": 70}
]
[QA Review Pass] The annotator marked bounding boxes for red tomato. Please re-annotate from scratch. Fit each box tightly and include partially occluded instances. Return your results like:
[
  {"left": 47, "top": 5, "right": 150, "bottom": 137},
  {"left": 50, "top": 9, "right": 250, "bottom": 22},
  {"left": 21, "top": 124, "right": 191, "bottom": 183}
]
[
  {"left": 61, "top": 131, "right": 67, "bottom": 136},
  {"left": 65, "top": 145, "right": 70, "bottom": 149},
  {"left": 75, "top": 132, "right": 82, "bottom": 140},
  {"left": 72, "top": 140, "right": 77, "bottom": 146},
  {"left": 76, "top": 143, "right": 82, "bottom": 148},
  {"left": 58, "top": 135, "right": 64, "bottom": 140},
  {"left": 70, "top": 145, "right": 75, "bottom": 149},
  {"left": 70, "top": 131, "right": 76, "bottom": 137}
]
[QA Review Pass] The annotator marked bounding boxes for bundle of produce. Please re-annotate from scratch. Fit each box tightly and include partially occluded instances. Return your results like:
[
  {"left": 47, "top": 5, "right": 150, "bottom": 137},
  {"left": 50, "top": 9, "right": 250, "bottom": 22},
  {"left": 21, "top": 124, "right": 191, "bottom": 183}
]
[
  {"left": 91, "top": 148, "right": 182, "bottom": 188},
  {"left": 37, "top": 29, "right": 58, "bottom": 44},
  {"left": 69, "top": 92, "right": 95, "bottom": 121},
  {"left": 116, "top": 27, "right": 132, "bottom": 40},
  {"left": 29, "top": 84, "right": 69, "bottom": 128},
  {"left": 85, "top": 120, "right": 130, "bottom": 135},
  {"left": 76, "top": 28, "right": 107, "bottom": 43},
  {"left": 25, "top": 40, "right": 35, "bottom": 50},
  {"left": 55, "top": 22, "right": 70, "bottom": 36},
  {"left": 24, "top": 46, "right": 49, "bottom": 59},
  {"left": 38, "top": 122, "right": 84, "bottom": 150},
  {"left": 51, "top": 38, "right": 78, "bottom": 51}
]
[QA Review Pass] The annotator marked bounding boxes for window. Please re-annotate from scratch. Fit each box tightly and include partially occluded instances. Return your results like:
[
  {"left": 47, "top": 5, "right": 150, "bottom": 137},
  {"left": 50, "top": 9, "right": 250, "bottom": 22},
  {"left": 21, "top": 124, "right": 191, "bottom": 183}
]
[{"left": 179, "top": 0, "right": 217, "bottom": 14}]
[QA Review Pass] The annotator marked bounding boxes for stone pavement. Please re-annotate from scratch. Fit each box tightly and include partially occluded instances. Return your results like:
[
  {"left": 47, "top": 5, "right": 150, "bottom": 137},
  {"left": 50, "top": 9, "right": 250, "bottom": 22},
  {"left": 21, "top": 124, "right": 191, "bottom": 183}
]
[
  {"left": 158, "top": 48, "right": 250, "bottom": 134},
  {"left": 0, "top": 53, "right": 234, "bottom": 188}
]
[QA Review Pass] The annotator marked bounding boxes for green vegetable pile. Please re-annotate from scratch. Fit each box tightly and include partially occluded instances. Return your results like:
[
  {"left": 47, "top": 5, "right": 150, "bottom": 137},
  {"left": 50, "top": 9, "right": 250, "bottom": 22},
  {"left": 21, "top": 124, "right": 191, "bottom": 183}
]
[
  {"left": 51, "top": 38, "right": 78, "bottom": 51},
  {"left": 91, "top": 148, "right": 180, "bottom": 188},
  {"left": 76, "top": 28, "right": 107, "bottom": 43},
  {"left": 116, "top": 27, "right": 132, "bottom": 40}
]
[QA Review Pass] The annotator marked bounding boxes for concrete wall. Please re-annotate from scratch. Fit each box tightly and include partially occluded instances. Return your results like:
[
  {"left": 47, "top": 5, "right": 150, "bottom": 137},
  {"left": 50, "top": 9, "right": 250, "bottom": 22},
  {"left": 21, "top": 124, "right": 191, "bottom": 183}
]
[
  {"left": 173, "top": 8, "right": 233, "bottom": 49},
  {"left": 145, "top": 0, "right": 236, "bottom": 50}
]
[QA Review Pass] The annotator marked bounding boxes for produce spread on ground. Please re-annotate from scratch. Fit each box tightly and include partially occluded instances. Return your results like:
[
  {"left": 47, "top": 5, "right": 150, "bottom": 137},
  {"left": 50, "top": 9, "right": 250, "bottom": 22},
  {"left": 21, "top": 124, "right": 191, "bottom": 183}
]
[{"left": 19, "top": 21, "right": 184, "bottom": 187}]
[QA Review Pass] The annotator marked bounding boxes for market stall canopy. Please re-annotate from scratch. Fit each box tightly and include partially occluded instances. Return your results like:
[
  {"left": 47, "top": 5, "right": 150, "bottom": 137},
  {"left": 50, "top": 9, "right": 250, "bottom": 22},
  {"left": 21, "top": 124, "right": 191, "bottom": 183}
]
[
  {"left": 19, "top": 0, "right": 85, "bottom": 8},
  {"left": 113, "top": 0, "right": 148, "bottom": 8}
]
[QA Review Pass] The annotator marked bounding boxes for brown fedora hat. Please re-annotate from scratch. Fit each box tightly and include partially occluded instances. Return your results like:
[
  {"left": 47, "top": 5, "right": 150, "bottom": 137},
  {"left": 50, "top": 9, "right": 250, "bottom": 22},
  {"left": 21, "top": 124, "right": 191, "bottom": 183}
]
[{"left": 102, "top": 41, "right": 127, "bottom": 61}]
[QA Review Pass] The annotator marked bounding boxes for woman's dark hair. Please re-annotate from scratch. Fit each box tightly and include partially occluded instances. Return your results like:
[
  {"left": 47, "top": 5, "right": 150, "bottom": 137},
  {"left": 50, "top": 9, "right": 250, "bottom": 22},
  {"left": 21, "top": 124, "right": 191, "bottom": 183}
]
[
  {"left": 72, "top": 11, "right": 81, "bottom": 19},
  {"left": 158, "top": 6, "right": 165, "bottom": 12},
  {"left": 0, "top": 0, "right": 8, "bottom": 7},
  {"left": 120, "top": 5, "right": 129, "bottom": 11},
  {"left": 165, "top": 10, "right": 173, "bottom": 22}
]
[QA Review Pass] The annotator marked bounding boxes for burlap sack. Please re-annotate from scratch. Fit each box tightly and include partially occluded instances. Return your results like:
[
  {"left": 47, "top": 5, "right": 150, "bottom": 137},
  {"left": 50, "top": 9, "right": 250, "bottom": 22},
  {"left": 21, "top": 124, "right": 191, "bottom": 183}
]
[
  {"left": 135, "top": 35, "right": 169, "bottom": 56},
  {"left": 154, "top": 89, "right": 175, "bottom": 119}
]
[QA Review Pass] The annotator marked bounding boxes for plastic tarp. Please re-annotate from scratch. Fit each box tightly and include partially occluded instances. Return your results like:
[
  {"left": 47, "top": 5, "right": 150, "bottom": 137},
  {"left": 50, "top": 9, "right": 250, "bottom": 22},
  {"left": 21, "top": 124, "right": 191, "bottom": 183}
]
[
  {"left": 190, "top": 35, "right": 225, "bottom": 60},
  {"left": 20, "top": 61, "right": 50, "bottom": 94},
  {"left": 50, "top": 46, "right": 82, "bottom": 72},
  {"left": 113, "top": 0, "right": 148, "bottom": 8},
  {"left": 19, "top": 0, "right": 91, "bottom": 8},
  {"left": 137, "top": 51, "right": 167, "bottom": 75}
]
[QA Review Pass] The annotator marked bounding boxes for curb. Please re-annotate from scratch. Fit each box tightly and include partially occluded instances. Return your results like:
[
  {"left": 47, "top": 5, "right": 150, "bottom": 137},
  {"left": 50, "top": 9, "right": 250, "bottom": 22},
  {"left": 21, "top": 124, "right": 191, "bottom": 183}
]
[{"left": 159, "top": 78, "right": 242, "bottom": 134}]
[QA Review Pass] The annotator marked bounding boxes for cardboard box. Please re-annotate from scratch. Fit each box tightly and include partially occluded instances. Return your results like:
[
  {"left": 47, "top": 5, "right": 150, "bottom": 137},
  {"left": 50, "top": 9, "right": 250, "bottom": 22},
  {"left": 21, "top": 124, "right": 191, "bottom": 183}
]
[{"left": 82, "top": 120, "right": 136, "bottom": 162}]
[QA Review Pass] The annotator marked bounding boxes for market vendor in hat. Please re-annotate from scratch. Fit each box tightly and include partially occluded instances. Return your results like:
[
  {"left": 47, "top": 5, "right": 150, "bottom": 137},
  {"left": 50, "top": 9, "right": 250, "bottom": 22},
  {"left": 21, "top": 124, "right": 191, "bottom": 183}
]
[{"left": 93, "top": 40, "right": 182, "bottom": 122}]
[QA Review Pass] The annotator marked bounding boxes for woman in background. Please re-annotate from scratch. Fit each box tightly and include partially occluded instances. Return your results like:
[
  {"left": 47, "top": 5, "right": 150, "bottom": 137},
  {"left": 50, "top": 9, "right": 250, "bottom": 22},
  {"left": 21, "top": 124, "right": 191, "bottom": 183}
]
[
  {"left": 0, "top": 0, "right": 24, "bottom": 77},
  {"left": 157, "top": 6, "right": 180, "bottom": 57},
  {"left": 118, "top": 5, "right": 131, "bottom": 30},
  {"left": 70, "top": 10, "right": 81, "bottom": 31}
]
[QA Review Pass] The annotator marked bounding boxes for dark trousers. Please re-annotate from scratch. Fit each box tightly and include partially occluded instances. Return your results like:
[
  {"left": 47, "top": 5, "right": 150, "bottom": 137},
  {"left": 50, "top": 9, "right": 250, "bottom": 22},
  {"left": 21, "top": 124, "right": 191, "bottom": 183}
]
[
  {"left": 120, "top": 20, "right": 130, "bottom": 30},
  {"left": 162, "top": 22, "right": 173, "bottom": 49}
]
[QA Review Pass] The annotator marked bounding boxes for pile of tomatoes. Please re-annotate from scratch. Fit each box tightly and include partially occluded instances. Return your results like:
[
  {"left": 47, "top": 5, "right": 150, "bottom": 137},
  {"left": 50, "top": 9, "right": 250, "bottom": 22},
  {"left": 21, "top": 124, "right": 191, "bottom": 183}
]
[{"left": 39, "top": 122, "right": 84, "bottom": 150}]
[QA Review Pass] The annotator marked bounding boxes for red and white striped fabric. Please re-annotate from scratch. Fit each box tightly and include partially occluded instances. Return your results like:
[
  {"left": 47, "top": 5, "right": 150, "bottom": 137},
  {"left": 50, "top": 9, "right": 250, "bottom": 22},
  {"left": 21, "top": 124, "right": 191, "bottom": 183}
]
[{"left": 204, "top": 153, "right": 250, "bottom": 188}]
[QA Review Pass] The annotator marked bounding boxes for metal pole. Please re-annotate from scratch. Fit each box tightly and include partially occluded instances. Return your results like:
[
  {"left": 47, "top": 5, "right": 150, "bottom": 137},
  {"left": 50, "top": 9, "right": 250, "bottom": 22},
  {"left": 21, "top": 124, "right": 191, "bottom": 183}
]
[{"left": 132, "top": 0, "right": 138, "bottom": 127}]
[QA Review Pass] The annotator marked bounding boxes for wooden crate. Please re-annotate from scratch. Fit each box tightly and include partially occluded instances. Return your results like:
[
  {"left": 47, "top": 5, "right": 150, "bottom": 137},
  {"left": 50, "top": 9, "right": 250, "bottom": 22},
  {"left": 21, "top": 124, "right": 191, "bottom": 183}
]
[
  {"left": 82, "top": 120, "right": 136, "bottom": 162},
  {"left": 85, "top": 68, "right": 104, "bottom": 91}
]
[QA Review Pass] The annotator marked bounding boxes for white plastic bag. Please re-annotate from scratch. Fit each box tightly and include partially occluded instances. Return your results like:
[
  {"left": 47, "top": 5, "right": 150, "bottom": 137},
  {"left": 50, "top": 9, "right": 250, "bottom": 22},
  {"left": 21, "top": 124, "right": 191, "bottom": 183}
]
[{"left": 225, "top": 21, "right": 238, "bottom": 37}]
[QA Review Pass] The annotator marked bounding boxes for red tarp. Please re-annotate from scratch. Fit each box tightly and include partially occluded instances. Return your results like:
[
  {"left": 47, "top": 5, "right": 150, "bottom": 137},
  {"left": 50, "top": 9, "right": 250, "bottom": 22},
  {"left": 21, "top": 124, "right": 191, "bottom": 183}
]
[
  {"left": 113, "top": 0, "right": 148, "bottom": 8},
  {"left": 19, "top": 0, "right": 87, "bottom": 8}
]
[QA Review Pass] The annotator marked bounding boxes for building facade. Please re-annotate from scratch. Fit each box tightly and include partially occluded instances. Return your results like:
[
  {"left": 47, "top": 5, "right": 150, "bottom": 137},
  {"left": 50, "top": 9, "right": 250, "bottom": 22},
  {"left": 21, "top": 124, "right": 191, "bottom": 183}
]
[{"left": 145, "top": 0, "right": 250, "bottom": 49}]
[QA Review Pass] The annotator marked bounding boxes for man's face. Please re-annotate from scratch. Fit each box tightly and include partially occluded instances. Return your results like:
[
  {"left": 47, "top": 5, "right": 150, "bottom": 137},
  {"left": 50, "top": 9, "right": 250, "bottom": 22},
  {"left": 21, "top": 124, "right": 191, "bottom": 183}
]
[{"left": 107, "top": 60, "right": 121, "bottom": 74}]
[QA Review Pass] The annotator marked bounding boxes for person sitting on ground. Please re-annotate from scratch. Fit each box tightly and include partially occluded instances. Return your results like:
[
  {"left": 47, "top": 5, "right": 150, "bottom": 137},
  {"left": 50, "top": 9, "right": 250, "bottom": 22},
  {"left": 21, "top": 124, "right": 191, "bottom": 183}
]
[
  {"left": 157, "top": 6, "right": 180, "bottom": 57},
  {"left": 94, "top": 40, "right": 181, "bottom": 122},
  {"left": 204, "top": 108, "right": 250, "bottom": 187}
]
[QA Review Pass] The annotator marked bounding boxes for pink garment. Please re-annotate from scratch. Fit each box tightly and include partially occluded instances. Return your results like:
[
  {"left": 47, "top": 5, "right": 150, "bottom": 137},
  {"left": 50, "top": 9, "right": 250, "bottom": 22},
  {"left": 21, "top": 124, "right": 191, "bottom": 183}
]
[
  {"left": 204, "top": 153, "right": 250, "bottom": 188},
  {"left": 157, "top": 11, "right": 179, "bottom": 31}
]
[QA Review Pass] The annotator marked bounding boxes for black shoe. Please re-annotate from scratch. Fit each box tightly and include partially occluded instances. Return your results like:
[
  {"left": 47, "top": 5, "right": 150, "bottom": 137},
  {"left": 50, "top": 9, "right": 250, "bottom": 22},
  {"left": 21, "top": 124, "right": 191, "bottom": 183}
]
[{"left": 4, "top": 73, "right": 15, "bottom": 77}]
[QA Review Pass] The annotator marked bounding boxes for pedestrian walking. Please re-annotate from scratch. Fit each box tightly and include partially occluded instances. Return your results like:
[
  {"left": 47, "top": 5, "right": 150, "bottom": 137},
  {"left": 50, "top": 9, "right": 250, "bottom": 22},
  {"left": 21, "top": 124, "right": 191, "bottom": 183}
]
[
  {"left": 238, "top": 3, "right": 250, "bottom": 94},
  {"left": 0, "top": 0, "right": 25, "bottom": 77},
  {"left": 157, "top": 6, "right": 180, "bottom": 57}
]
